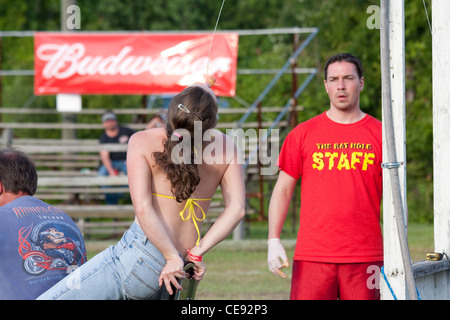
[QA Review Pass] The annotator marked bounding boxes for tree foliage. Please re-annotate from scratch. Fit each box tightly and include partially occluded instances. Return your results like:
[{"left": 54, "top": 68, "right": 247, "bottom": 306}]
[{"left": 0, "top": 0, "right": 435, "bottom": 222}]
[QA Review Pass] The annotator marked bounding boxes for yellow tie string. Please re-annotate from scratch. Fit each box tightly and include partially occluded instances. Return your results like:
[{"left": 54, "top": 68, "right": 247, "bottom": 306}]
[
  {"left": 152, "top": 193, "right": 210, "bottom": 246},
  {"left": 179, "top": 199, "right": 208, "bottom": 246}
]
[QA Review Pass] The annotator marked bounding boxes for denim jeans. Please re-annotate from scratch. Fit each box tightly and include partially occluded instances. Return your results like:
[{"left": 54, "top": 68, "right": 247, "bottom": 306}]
[
  {"left": 98, "top": 160, "right": 128, "bottom": 204},
  {"left": 37, "top": 223, "right": 171, "bottom": 300}
]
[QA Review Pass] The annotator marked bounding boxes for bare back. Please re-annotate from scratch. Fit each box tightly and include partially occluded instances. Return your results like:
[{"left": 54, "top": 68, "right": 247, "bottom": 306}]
[{"left": 127, "top": 127, "right": 242, "bottom": 256}]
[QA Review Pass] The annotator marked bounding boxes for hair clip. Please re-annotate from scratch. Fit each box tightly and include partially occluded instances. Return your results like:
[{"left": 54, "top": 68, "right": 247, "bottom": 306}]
[
  {"left": 177, "top": 103, "right": 190, "bottom": 113},
  {"left": 193, "top": 112, "right": 205, "bottom": 121},
  {"left": 173, "top": 132, "right": 183, "bottom": 140},
  {"left": 178, "top": 103, "right": 205, "bottom": 121}
]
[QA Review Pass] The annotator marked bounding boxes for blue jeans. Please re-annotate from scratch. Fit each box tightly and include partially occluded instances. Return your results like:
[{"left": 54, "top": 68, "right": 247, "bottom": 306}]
[
  {"left": 98, "top": 160, "right": 128, "bottom": 204},
  {"left": 37, "top": 223, "right": 171, "bottom": 300}
]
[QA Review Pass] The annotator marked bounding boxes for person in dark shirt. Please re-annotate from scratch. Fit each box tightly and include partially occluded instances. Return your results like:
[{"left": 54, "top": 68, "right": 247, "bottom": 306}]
[
  {"left": 98, "top": 111, "right": 135, "bottom": 204},
  {"left": 0, "top": 149, "right": 86, "bottom": 300}
]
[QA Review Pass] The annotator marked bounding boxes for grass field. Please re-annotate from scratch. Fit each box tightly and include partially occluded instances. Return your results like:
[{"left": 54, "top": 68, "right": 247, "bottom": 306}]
[{"left": 85, "top": 222, "right": 435, "bottom": 300}]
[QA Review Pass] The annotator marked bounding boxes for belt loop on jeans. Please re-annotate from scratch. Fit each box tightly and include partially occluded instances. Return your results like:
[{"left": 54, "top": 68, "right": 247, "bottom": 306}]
[{"left": 131, "top": 222, "right": 148, "bottom": 245}]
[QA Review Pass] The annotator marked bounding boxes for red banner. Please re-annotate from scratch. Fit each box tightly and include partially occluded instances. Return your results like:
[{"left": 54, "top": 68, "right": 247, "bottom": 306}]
[{"left": 34, "top": 32, "right": 238, "bottom": 96}]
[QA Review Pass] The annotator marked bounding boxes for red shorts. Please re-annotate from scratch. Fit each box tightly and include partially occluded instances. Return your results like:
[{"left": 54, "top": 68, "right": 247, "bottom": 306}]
[{"left": 290, "top": 260, "right": 383, "bottom": 300}]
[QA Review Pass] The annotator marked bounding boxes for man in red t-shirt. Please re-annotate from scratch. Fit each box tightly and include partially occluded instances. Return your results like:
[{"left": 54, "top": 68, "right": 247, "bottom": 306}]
[{"left": 267, "top": 53, "right": 383, "bottom": 300}]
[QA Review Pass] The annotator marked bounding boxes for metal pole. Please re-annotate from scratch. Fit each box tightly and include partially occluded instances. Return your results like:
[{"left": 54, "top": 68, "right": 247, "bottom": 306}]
[
  {"left": 432, "top": 0, "right": 450, "bottom": 262},
  {"left": 290, "top": 33, "right": 299, "bottom": 234},
  {"left": 257, "top": 101, "right": 264, "bottom": 221},
  {"left": 60, "top": 0, "right": 77, "bottom": 140},
  {"left": 380, "top": 0, "right": 417, "bottom": 300},
  {"left": 237, "top": 30, "right": 318, "bottom": 127}
]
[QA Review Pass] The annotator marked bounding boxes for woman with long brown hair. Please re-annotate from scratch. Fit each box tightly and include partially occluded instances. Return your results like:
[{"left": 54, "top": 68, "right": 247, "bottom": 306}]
[{"left": 38, "top": 80, "right": 246, "bottom": 300}]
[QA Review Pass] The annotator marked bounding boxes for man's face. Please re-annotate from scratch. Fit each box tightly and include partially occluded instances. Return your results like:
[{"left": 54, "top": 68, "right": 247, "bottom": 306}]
[
  {"left": 324, "top": 61, "right": 364, "bottom": 112},
  {"left": 103, "top": 119, "right": 118, "bottom": 132}
]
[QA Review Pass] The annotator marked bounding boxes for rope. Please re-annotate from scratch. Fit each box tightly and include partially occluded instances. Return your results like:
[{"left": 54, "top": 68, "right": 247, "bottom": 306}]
[
  {"left": 381, "top": 266, "right": 398, "bottom": 300},
  {"left": 423, "top": 0, "right": 450, "bottom": 100},
  {"left": 206, "top": 0, "right": 226, "bottom": 77},
  {"left": 381, "top": 266, "right": 421, "bottom": 300}
]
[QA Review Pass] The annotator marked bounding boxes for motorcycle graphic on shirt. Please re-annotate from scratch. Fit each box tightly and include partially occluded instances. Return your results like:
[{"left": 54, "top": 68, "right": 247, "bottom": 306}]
[{"left": 18, "top": 221, "right": 86, "bottom": 276}]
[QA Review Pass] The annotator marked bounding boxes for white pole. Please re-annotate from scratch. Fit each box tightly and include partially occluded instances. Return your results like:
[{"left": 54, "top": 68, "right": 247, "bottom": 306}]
[
  {"left": 381, "top": 0, "right": 417, "bottom": 300},
  {"left": 432, "top": 0, "right": 450, "bottom": 256}
]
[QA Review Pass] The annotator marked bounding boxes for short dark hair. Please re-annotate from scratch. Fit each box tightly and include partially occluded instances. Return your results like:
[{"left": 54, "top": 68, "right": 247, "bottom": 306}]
[
  {"left": 324, "top": 53, "right": 363, "bottom": 80},
  {"left": 0, "top": 149, "right": 37, "bottom": 195}
]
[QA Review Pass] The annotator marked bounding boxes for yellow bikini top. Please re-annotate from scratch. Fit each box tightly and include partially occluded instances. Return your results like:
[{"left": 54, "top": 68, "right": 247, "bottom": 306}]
[{"left": 152, "top": 193, "right": 211, "bottom": 246}]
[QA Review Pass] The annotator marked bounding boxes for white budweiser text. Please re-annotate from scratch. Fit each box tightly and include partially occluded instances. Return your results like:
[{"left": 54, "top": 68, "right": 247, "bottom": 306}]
[{"left": 36, "top": 43, "right": 233, "bottom": 79}]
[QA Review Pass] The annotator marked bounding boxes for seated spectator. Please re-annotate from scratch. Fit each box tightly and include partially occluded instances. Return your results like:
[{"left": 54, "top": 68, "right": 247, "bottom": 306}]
[
  {"left": 146, "top": 113, "right": 166, "bottom": 130},
  {"left": 98, "top": 111, "right": 135, "bottom": 204},
  {"left": 0, "top": 149, "right": 86, "bottom": 300}
]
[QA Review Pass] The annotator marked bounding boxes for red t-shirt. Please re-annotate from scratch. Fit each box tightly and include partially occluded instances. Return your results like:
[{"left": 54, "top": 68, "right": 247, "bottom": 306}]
[{"left": 277, "top": 112, "right": 383, "bottom": 263}]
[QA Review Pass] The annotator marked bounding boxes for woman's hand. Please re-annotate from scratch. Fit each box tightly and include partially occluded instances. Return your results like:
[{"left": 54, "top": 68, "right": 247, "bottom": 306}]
[
  {"left": 206, "top": 75, "right": 216, "bottom": 88},
  {"left": 189, "top": 259, "right": 206, "bottom": 281},
  {"left": 158, "top": 255, "right": 185, "bottom": 295},
  {"left": 187, "top": 248, "right": 207, "bottom": 281}
]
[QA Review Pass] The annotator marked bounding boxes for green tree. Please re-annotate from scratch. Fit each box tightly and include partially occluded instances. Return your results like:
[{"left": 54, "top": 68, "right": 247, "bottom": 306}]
[{"left": 0, "top": 0, "right": 435, "bottom": 222}]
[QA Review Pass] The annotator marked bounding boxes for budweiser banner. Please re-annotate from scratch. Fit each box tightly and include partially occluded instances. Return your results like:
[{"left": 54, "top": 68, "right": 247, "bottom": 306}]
[{"left": 34, "top": 32, "right": 238, "bottom": 96}]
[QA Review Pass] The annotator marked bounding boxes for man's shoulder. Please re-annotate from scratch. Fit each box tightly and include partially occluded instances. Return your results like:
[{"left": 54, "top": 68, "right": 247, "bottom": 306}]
[
  {"left": 364, "top": 114, "right": 382, "bottom": 126},
  {"left": 5, "top": 195, "right": 39, "bottom": 206},
  {"left": 119, "top": 126, "right": 135, "bottom": 134},
  {"left": 6, "top": 195, "right": 60, "bottom": 209},
  {"left": 290, "top": 112, "right": 325, "bottom": 133}
]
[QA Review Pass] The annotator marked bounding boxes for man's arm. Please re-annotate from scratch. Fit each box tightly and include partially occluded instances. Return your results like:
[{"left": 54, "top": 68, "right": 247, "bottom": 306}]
[
  {"left": 99, "top": 150, "right": 117, "bottom": 176},
  {"left": 268, "top": 171, "right": 297, "bottom": 238},
  {"left": 267, "top": 170, "right": 297, "bottom": 278}
]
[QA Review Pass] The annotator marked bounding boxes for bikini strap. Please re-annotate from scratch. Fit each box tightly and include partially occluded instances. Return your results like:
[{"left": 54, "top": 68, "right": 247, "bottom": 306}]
[{"left": 152, "top": 193, "right": 211, "bottom": 245}]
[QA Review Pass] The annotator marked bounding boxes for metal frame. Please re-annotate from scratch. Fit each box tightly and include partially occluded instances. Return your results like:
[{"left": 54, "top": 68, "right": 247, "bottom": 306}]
[{"left": 0, "top": 27, "right": 319, "bottom": 231}]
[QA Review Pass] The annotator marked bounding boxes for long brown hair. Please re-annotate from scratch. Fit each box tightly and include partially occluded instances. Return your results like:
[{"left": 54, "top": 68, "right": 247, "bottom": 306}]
[{"left": 153, "top": 85, "right": 218, "bottom": 202}]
